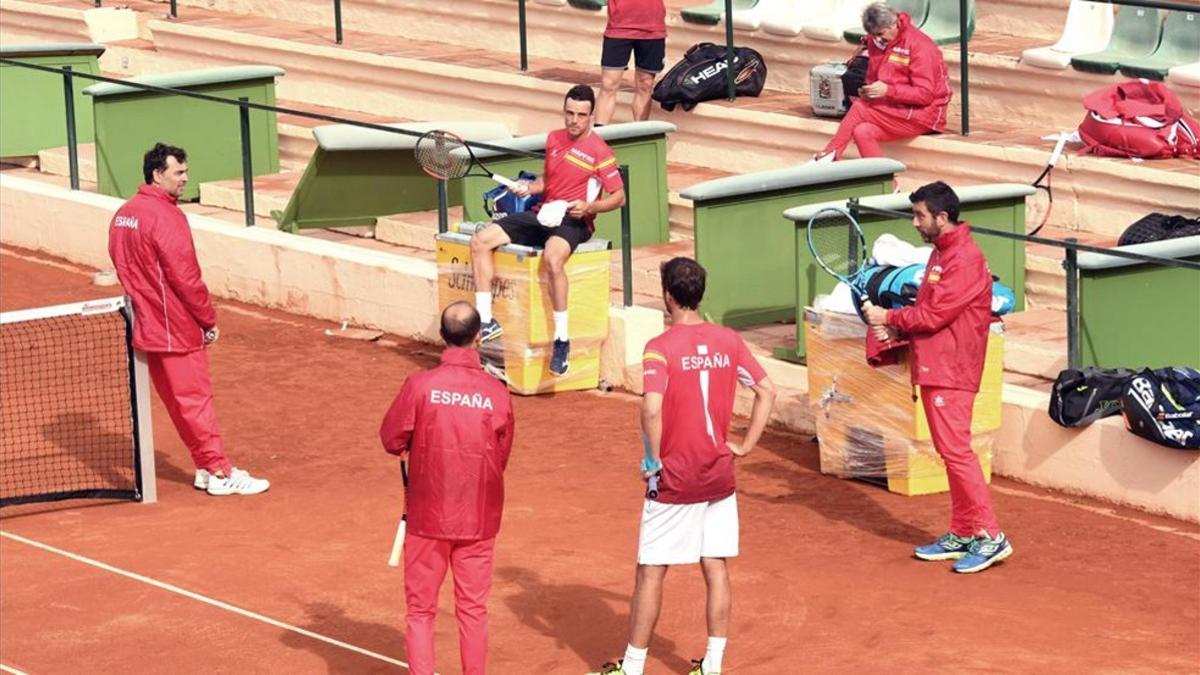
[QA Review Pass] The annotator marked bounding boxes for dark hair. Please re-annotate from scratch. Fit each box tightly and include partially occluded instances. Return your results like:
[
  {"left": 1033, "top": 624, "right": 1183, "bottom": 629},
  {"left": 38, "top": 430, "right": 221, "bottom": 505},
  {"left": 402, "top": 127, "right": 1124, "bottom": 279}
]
[
  {"left": 564, "top": 84, "right": 596, "bottom": 112},
  {"left": 909, "top": 181, "right": 961, "bottom": 223},
  {"left": 440, "top": 301, "right": 481, "bottom": 347},
  {"left": 661, "top": 257, "right": 707, "bottom": 310},
  {"left": 143, "top": 143, "right": 187, "bottom": 184}
]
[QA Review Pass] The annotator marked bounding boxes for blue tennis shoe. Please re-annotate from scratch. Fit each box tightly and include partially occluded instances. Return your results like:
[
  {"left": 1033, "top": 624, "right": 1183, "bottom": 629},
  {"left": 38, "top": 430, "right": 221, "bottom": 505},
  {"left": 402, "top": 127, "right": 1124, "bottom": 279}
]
[
  {"left": 953, "top": 532, "right": 1014, "bottom": 574},
  {"left": 914, "top": 532, "right": 975, "bottom": 561}
]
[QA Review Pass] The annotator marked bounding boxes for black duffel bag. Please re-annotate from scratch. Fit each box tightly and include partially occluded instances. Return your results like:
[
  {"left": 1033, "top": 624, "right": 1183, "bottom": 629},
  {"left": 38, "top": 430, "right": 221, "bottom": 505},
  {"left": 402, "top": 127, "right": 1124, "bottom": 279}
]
[
  {"left": 1049, "top": 367, "right": 1138, "bottom": 427},
  {"left": 1120, "top": 367, "right": 1200, "bottom": 450},
  {"left": 652, "top": 42, "right": 767, "bottom": 112},
  {"left": 1117, "top": 212, "right": 1200, "bottom": 246}
]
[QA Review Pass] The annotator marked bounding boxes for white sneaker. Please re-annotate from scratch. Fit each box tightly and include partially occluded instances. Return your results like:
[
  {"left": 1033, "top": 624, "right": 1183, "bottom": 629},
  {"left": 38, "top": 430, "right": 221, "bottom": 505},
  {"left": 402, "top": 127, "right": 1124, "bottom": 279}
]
[
  {"left": 194, "top": 469, "right": 212, "bottom": 490},
  {"left": 206, "top": 468, "right": 270, "bottom": 496}
]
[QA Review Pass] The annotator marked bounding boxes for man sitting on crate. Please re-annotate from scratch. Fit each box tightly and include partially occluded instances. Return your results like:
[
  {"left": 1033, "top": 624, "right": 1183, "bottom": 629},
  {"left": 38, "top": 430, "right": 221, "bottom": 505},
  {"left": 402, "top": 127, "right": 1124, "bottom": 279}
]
[
  {"left": 469, "top": 84, "right": 626, "bottom": 377},
  {"left": 863, "top": 182, "right": 1013, "bottom": 574},
  {"left": 815, "top": 3, "right": 950, "bottom": 162}
]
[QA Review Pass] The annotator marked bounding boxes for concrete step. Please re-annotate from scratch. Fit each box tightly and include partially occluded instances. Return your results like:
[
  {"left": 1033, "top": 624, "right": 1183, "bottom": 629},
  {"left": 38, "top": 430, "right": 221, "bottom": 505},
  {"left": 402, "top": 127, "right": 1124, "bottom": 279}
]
[{"left": 36, "top": 143, "right": 98, "bottom": 184}]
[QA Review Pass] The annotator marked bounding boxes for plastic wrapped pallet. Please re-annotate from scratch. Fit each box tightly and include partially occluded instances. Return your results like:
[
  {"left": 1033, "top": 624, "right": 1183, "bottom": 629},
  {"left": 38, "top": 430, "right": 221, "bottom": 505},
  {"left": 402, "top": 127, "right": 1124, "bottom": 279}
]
[
  {"left": 436, "top": 224, "right": 611, "bottom": 395},
  {"left": 804, "top": 306, "right": 1004, "bottom": 496}
]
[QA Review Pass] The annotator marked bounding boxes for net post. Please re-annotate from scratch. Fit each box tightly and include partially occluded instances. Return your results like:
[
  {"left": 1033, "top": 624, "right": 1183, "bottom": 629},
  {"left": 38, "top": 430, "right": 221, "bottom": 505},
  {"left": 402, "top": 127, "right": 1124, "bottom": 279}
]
[
  {"left": 724, "top": 0, "right": 736, "bottom": 101},
  {"left": 1064, "top": 238, "right": 1080, "bottom": 370},
  {"left": 238, "top": 97, "right": 256, "bottom": 227},
  {"left": 334, "top": 0, "right": 344, "bottom": 44},
  {"left": 959, "top": 0, "right": 969, "bottom": 136},
  {"left": 132, "top": 349, "right": 158, "bottom": 504},
  {"left": 518, "top": 0, "right": 529, "bottom": 71},
  {"left": 62, "top": 66, "right": 80, "bottom": 191},
  {"left": 437, "top": 180, "right": 449, "bottom": 234},
  {"left": 619, "top": 164, "right": 632, "bottom": 308}
]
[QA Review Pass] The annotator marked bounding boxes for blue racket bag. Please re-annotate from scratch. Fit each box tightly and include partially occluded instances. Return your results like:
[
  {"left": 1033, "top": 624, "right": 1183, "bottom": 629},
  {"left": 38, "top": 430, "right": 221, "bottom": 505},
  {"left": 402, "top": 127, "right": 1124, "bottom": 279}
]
[
  {"left": 483, "top": 170, "right": 542, "bottom": 219},
  {"left": 858, "top": 263, "right": 1016, "bottom": 316}
]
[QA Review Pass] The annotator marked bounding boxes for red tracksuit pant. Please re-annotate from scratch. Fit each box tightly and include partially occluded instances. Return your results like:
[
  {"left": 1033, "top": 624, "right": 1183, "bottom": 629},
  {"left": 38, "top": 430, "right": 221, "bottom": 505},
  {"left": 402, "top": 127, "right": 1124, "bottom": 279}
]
[
  {"left": 822, "top": 100, "right": 933, "bottom": 159},
  {"left": 921, "top": 386, "right": 1001, "bottom": 538},
  {"left": 145, "top": 349, "right": 233, "bottom": 475},
  {"left": 404, "top": 534, "right": 496, "bottom": 675}
]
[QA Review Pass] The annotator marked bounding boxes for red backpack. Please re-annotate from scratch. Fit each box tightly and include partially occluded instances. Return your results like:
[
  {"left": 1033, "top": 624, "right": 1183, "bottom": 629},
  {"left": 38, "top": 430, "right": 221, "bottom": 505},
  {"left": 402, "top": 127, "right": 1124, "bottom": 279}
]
[{"left": 1078, "top": 79, "right": 1199, "bottom": 159}]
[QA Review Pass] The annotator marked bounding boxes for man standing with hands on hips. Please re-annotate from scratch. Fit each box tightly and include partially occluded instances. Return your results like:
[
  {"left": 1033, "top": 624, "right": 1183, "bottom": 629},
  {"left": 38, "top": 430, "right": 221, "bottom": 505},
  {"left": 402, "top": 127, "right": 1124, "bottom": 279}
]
[
  {"left": 108, "top": 142, "right": 269, "bottom": 497},
  {"left": 380, "top": 302, "right": 515, "bottom": 675},
  {"left": 863, "top": 181, "right": 1013, "bottom": 574}
]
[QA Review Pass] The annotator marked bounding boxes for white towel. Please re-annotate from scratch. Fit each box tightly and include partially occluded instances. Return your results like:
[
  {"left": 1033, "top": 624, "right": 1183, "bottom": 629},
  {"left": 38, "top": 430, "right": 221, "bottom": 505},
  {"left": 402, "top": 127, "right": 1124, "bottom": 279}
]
[{"left": 537, "top": 200, "right": 569, "bottom": 228}]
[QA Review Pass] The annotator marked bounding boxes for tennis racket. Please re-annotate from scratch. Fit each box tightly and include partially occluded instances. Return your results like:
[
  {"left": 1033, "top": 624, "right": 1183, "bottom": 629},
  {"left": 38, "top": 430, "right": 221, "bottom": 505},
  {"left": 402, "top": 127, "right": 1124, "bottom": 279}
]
[
  {"left": 414, "top": 129, "right": 521, "bottom": 190},
  {"left": 641, "top": 435, "right": 660, "bottom": 499},
  {"left": 807, "top": 205, "right": 871, "bottom": 321},
  {"left": 1028, "top": 132, "right": 1069, "bottom": 237},
  {"left": 386, "top": 460, "right": 409, "bottom": 568}
]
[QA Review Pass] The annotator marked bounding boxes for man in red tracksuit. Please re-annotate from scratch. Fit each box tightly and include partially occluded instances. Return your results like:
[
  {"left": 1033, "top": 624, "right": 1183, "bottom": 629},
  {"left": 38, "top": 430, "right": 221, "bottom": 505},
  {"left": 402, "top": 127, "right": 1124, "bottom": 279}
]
[
  {"left": 864, "top": 181, "right": 1014, "bottom": 574},
  {"left": 818, "top": 3, "right": 950, "bottom": 161},
  {"left": 380, "top": 301, "right": 515, "bottom": 675},
  {"left": 108, "top": 143, "right": 269, "bottom": 497}
]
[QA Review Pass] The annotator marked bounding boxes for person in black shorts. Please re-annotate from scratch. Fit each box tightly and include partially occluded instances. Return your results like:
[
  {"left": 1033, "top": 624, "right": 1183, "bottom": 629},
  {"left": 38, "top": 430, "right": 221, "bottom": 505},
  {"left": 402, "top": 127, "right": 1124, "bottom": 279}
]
[
  {"left": 469, "top": 85, "right": 626, "bottom": 377},
  {"left": 596, "top": 0, "right": 668, "bottom": 124}
]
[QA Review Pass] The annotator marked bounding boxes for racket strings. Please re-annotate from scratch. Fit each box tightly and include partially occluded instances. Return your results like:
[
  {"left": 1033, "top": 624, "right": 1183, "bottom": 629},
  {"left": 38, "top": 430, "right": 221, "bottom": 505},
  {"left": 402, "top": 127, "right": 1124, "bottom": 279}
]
[
  {"left": 809, "top": 211, "right": 865, "bottom": 277},
  {"left": 415, "top": 131, "right": 472, "bottom": 180}
]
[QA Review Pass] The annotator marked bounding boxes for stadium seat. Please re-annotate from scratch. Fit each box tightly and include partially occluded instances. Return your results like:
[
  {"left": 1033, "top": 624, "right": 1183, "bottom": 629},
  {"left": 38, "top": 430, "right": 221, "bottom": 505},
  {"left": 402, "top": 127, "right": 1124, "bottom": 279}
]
[
  {"left": 919, "top": 0, "right": 975, "bottom": 46},
  {"left": 1071, "top": 6, "right": 1163, "bottom": 74},
  {"left": 1166, "top": 61, "right": 1200, "bottom": 88},
  {"left": 844, "top": 0, "right": 929, "bottom": 44},
  {"left": 732, "top": 0, "right": 795, "bottom": 30},
  {"left": 762, "top": 0, "right": 837, "bottom": 36},
  {"left": 1118, "top": 10, "right": 1200, "bottom": 81},
  {"left": 566, "top": 0, "right": 605, "bottom": 9},
  {"left": 682, "top": 0, "right": 759, "bottom": 26},
  {"left": 802, "top": 0, "right": 872, "bottom": 42},
  {"left": 1022, "top": 1, "right": 1115, "bottom": 71}
]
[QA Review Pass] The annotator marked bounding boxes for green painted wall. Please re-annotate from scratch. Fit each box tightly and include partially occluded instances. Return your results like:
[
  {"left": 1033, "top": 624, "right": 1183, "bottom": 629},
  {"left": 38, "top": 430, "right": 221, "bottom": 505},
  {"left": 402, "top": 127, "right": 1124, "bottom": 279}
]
[{"left": 0, "top": 53, "right": 100, "bottom": 157}]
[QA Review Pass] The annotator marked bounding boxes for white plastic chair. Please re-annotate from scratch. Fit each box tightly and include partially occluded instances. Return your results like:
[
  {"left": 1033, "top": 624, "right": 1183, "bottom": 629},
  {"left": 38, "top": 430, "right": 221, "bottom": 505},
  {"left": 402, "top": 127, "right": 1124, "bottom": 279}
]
[
  {"left": 732, "top": 0, "right": 793, "bottom": 31},
  {"left": 1021, "top": 1, "right": 1116, "bottom": 70},
  {"left": 534, "top": 0, "right": 568, "bottom": 6},
  {"left": 802, "top": 0, "right": 872, "bottom": 42},
  {"left": 762, "top": 0, "right": 837, "bottom": 36},
  {"left": 1166, "top": 61, "right": 1200, "bottom": 88}
]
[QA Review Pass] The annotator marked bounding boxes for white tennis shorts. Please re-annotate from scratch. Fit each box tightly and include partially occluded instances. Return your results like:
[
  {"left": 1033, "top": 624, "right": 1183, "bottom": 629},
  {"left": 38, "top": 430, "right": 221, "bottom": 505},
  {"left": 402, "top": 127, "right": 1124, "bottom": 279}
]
[{"left": 637, "top": 493, "right": 739, "bottom": 566}]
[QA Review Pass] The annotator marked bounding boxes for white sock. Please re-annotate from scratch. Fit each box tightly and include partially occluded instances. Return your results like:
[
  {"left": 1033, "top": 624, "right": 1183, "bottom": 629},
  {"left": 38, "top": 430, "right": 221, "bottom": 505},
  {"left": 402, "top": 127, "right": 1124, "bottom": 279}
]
[
  {"left": 476, "top": 292, "right": 493, "bottom": 324},
  {"left": 553, "top": 310, "right": 569, "bottom": 342},
  {"left": 621, "top": 645, "right": 647, "bottom": 675},
  {"left": 703, "top": 636, "right": 727, "bottom": 673}
]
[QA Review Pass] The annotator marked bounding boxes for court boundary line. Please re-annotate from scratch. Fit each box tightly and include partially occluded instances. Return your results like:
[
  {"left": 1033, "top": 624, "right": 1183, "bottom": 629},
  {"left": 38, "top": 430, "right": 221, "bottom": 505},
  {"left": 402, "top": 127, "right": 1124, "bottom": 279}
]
[
  {"left": 1, "top": 663, "right": 30, "bottom": 675},
  {"left": 990, "top": 485, "right": 1200, "bottom": 542},
  {"left": 0, "top": 531, "right": 412, "bottom": 671}
]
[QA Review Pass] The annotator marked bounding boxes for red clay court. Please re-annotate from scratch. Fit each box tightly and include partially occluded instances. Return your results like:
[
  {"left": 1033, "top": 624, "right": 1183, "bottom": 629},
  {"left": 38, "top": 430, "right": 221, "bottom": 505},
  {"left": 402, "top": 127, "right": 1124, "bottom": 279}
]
[{"left": 1, "top": 245, "right": 1197, "bottom": 674}]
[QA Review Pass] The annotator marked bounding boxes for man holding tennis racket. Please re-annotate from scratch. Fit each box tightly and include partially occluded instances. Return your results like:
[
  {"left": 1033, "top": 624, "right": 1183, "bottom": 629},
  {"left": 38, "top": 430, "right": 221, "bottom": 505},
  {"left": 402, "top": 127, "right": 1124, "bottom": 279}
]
[
  {"left": 591, "top": 258, "right": 776, "bottom": 675},
  {"left": 380, "top": 301, "right": 514, "bottom": 675},
  {"left": 469, "top": 84, "right": 627, "bottom": 377},
  {"left": 863, "top": 181, "right": 1014, "bottom": 574}
]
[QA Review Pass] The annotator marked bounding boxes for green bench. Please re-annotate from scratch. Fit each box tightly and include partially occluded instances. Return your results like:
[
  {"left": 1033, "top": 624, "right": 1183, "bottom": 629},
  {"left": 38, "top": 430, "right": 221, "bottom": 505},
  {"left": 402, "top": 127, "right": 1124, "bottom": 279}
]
[
  {"left": 681, "top": 0, "right": 758, "bottom": 25},
  {"left": 272, "top": 121, "right": 510, "bottom": 232},
  {"left": 567, "top": 0, "right": 607, "bottom": 9},
  {"left": 681, "top": 158, "right": 905, "bottom": 328},
  {"left": 460, "top": 121, "right": 675, "bottom": 248},
  {"left": 0, "top": 43, "right": 104, "bottom": 158},
  {"left": 920, "top": 0, "right": 975, "bottom": 45},
  {"left": 1078, "top": 235, "right": 1200, "bottom": 369},
  {"left": 1118, "top": 9, "right": 1199, "bottom": 81},
  {"left": 85, "top": 65, "right": 284, "bottom": 201},
  {"left": 782, "top": 183, "right": 1033, "bottom": 361},
  {"left": 1072, "top": 6, "right": 1163, "bottom": 74}
]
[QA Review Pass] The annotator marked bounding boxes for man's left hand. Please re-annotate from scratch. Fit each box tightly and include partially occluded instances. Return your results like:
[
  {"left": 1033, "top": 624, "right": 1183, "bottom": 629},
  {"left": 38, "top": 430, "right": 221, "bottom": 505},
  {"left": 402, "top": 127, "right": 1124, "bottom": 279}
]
[
  {"left": 862, "top": 301, "right": 889, "bottom": 327},
  {"left": 567, "top": 200, "right": 593, "bottom": 219},
  {"left": 861, "top": 81, "right": 888, "bottom": 99}
]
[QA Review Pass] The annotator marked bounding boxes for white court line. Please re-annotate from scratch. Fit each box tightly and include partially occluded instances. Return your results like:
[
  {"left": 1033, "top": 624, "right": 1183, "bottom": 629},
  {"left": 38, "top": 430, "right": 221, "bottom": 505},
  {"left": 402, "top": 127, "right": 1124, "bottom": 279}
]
[
  {"left": 1, "top": 663, "right": 30, "bottom": 675},
  {"left": 0, "top": 531, "right": 411, "bottom": 671},
  {"left": 990, "top": 485, "right": 1200, "bottom": 542}
]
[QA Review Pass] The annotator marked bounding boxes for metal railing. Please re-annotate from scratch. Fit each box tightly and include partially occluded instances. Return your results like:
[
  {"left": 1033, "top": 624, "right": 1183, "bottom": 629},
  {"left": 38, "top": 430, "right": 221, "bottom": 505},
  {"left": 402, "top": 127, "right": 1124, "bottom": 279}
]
[
  {"left": 0, "top": 56, "right": 638, "bottom": 307},
  {"left": 846, "top": 199, "right": 1200, "bottom": 369}
]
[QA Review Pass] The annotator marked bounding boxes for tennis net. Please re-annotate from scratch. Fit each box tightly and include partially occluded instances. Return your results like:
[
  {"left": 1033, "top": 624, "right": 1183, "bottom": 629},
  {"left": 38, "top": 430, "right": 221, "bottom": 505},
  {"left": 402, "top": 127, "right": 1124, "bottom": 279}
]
[{"left": 0, "top": 296, "right": 156, "bottom": 508}]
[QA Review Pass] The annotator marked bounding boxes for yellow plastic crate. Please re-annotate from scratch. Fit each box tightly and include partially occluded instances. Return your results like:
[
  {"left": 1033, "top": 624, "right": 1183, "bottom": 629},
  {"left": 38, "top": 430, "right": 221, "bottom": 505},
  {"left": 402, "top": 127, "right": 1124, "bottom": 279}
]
[
  {"left": 436, "top": 228, "right": 611, "bottom": 395},
  {"left": 805, "top": 308, "right": 1002, "bottom": 496}
]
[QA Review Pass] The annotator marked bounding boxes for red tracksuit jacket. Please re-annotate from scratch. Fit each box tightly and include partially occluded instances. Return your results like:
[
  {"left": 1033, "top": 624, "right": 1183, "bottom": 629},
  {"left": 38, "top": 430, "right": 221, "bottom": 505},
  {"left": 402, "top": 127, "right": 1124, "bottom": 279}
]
[
  {"left": 380, "top": 347, "right": 515, "bottom": 541},
  {"left": 108, "top": 184, "right": 217, "bottom": 353},
  {"left": 886, "top": 224, "right": 992, "bottom": 392},
  {"left": 864, "top": 12, "right": 952, "bottom": 131}
]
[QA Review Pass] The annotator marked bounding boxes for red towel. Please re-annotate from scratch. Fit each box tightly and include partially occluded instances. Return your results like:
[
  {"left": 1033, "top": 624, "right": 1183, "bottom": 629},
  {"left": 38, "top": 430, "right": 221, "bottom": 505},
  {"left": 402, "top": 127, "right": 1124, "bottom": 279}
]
[{"left": 866, "top": 329, "right": 909, "bottom": 367}]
